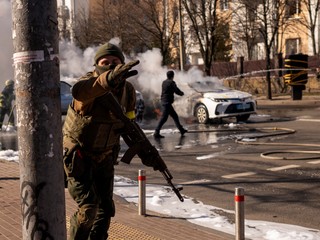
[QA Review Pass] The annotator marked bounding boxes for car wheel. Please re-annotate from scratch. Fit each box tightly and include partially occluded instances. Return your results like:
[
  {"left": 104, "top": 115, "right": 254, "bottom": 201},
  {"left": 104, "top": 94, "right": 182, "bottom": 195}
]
[
  {"left": 196, "top": 104, "right": 209, "bottom": 124},
  {"left": 236, "top": 114, "right": 250, "bottom": 122}
]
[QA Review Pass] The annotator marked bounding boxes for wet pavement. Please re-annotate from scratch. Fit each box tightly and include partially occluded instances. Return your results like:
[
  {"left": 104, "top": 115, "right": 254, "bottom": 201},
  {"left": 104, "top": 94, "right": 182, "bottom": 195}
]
[
  {"left": 1, "top": 94, "right": 319, "bottom": 152},
  {"left": 0, "top": 131, "right": 18, "bottom": 151},
  {"left": 1, "top": 95, "right": 320, "bottom": 236}
]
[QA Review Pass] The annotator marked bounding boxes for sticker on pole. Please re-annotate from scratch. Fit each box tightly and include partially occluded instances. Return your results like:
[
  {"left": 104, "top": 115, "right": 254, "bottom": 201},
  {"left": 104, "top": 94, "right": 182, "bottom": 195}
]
[{"left": 13, "top": 50, "right": 44, "bottom": 64}]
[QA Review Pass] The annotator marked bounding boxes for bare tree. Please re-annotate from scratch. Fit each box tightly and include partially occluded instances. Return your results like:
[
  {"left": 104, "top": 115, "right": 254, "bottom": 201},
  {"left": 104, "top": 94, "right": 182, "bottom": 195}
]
[
  {"left": 257, "top": 0, "right": 278, "bottom": 99},
  {"left": 87, "top": 0, "right": 134, "bottom": 47},
  {"left": 126, "top": 0, "right": 179, "bottom": 66},
  {"left": 73, "top": 5, "right": 93, "bottom": 49},
  {"left": 182, "top": 0, "right": 232, "bottom": 76},
  {"left": 242, "top": 0, "right": 287, "bottom": 99},
  {"left": 72, "top": 0, "right": 178, "bottom": 65},
  {"left": 231, "top": 0, "right": 262, "bottom": 60},
  {"left": 297, "top": 0, "right": 320, "bottom": 56},
  {"left": 233, "top": 0, "right": 290, "bottom": 99}
]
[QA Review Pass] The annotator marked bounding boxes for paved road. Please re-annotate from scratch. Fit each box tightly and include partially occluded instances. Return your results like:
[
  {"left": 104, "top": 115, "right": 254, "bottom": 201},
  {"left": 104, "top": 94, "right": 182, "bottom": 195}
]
[
  {"left": 116, "top": 97, "right": 320, "bottom": 230},
  {"left": 1, "top": 95, "right": 319, "bottom": 230}
]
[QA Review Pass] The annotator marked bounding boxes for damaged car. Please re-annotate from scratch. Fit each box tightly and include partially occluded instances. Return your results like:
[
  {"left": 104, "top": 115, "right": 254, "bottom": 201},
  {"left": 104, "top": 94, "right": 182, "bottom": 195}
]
[{"left": 175, "top": 81, "right": 257, "bottom": 124}]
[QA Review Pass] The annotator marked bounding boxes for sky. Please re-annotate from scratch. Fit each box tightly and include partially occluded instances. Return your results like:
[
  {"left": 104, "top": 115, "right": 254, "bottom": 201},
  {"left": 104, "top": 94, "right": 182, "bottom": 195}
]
[{"left": 1, "top": 127, "right": 320, "bottom": 240}]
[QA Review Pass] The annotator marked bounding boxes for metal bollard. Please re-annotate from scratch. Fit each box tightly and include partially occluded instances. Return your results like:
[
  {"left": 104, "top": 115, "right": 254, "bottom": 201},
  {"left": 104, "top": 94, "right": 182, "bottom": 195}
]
[
  {"left": 235, "top": 187, "right": 245, "bottom": 240},
  {"left": 138, "top": 169, "right": 146, "bottom": 216}
]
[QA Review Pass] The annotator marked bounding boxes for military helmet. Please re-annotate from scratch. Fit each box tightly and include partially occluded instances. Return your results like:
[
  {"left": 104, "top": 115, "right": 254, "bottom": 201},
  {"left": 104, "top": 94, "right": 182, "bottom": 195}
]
[{"left": 5, "top": 79, "right": 14, "bottom": 86}]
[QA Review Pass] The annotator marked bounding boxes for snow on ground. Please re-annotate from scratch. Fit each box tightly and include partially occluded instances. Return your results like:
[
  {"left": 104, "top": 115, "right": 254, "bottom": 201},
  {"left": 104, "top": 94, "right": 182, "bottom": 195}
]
[{"left": 1, "top": 147, "right": 319, "bottom": 240}]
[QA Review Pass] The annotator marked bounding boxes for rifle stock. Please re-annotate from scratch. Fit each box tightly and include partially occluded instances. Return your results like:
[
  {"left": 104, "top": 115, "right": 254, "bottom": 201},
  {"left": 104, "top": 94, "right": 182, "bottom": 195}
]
[{"left": 101, "top": 92, "right": 184, "bottom": 202}]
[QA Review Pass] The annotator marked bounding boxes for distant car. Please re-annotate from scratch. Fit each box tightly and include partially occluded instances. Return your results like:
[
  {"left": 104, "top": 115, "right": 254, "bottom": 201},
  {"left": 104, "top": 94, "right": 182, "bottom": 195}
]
[
  {"left": 176, "top": 81, "right": 256, "bottom": 124},
  {"left": 60, "top": 81, "right": 73, "bottom": 114}
]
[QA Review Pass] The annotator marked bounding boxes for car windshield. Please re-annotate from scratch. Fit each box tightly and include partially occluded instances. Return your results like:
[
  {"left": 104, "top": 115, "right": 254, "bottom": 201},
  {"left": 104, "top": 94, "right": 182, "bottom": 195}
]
[{"left": 188, "top": 81, "right": 228, "bottom": 93}]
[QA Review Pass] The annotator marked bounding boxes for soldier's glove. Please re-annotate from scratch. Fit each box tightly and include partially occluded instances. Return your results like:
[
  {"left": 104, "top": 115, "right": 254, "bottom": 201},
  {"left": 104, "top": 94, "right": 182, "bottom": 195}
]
[{"left": 107, "top": 60, "right": 140, "bottom": 87}]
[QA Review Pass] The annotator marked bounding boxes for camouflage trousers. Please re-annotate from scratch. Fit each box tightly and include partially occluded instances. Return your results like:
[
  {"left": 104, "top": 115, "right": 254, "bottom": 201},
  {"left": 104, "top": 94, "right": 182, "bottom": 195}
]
[{"left": 67, "top": 154, "right": 115, "bottom": 240}]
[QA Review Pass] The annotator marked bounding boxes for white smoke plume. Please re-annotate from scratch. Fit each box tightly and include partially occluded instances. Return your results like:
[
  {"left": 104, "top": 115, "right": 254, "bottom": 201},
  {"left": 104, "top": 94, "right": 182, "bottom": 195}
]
[
  {"left": 2, "top": 0, "right": 220, "bottom": 119},
  {"left": 59, "top": 39, "right": 218, "bottom": 97}
]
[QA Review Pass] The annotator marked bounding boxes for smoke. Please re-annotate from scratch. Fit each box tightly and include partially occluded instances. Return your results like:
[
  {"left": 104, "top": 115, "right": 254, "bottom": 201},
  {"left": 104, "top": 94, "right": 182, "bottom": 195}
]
[
  {"left": 59, "top": 39, "right": 217, "bottom": 99},
  {"left": 59, "top": 40, "right": 97, "bottom": 84},
  {"left": 136, "top": 48, "right": 169, "bottom": 94},
  {"left": 0, "top": 0, "right": 14, "bottom": 88},
  {"left": 1, "top": 0, "right": 221, "bottom": 119}
]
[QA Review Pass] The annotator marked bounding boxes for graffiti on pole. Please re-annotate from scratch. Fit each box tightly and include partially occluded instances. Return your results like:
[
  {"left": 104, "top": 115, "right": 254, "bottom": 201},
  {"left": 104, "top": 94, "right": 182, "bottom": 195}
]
[{"left": 21, "top": 181, "right": 54, "bottom": 240}]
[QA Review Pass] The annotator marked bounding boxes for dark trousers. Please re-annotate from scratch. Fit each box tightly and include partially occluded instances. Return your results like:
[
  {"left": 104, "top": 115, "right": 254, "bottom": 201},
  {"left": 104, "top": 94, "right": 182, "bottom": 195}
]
[
  {"left": 0, "top": 107, "right": 14, "bottom": 128},
  {"left": 68, "top": 156, "right": 115, "bottom": 240},
  {"left": 155, "top": 103, "right": 183, "bottom": 133}
]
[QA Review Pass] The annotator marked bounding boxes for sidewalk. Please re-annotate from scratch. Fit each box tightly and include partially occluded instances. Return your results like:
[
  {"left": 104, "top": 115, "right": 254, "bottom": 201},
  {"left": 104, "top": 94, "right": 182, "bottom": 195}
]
[
  {"left": 0, "top": 160, "right": 233, "bottom": 240},
  {"left": 255, "top": 94, "right": 320, "bottom": 107}
]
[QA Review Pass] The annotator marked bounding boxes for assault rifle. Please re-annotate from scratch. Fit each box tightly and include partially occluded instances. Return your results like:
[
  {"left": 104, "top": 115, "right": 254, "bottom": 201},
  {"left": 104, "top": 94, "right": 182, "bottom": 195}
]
[{"left": 102, "top": 92, "right": 184, "bottom": 202}]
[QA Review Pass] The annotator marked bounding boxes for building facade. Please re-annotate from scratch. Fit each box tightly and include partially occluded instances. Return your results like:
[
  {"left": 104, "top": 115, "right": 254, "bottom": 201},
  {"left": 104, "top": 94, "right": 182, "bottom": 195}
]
[
  {"left": 57, "top": 0, "right": 89, "bottom": 42},
  {"left": 229, "top": 0, "right": 320, "bottom": 61},
  {"left": 57, "top": 0, "right": 320, "bottom": 64}
]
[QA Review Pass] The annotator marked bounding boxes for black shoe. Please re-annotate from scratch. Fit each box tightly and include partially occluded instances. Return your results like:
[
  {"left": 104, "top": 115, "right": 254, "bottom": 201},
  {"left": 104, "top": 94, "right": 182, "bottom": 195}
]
[
  {"left": 153, "top": 133, "right": 165, "bottom": 138},
  {"left": 180, "top": 128, "right": 188, "bottom": 136}
]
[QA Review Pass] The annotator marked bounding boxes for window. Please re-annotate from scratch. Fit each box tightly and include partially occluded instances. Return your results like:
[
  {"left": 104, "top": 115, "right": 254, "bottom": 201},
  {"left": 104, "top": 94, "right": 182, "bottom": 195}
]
[
  {"left": 286, "top": 38, "right": 300, "bottom": 55},
  {"left": 220, "top": 0, "right": 228, "bottom": 11},
  {"left": 285, "top": 0, "right": 300, "bottom": 18}
]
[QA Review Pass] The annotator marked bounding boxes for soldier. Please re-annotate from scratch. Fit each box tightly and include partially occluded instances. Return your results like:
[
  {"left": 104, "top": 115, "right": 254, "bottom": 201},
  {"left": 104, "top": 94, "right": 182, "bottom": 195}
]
[
  {"left": 0, "top": 79, "right": 15, "bottom": 130},
  {"left": 62, "top": 42, "right": 139, "bottom": 239}
]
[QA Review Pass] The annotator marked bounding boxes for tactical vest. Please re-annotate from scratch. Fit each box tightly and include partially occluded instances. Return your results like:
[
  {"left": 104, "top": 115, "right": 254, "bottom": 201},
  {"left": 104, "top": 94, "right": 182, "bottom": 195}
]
[
  {"left": 63, "top": 92, "right": 128, "bottom": 153},
  {"left": 65, "top": 109, "right": 125, "bottom": 152}
]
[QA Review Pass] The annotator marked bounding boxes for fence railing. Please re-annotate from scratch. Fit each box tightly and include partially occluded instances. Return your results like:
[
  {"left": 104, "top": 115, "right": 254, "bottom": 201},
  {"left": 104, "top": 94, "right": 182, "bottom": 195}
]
[{"left": 209, "top": 55, "right": 320, "bottom": 79}]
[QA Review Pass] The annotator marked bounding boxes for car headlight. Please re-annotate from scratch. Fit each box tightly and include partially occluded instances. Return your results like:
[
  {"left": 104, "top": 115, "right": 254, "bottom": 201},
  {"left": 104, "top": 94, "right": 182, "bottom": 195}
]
[
  {"left": 242, "top": 96, "right": 253, "bottom": 101},
  {"left": 213, "top": 98, "right": 228, "bottom": 102}
]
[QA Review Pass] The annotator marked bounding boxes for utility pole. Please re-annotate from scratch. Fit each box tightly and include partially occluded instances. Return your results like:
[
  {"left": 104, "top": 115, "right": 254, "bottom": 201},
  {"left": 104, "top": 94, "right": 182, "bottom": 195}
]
[
  {"left": 11, "top": 1, "right": 66, "bottom": 239},
  {"left": 178, "top": 0, "right": 185, "bottom": 71}
]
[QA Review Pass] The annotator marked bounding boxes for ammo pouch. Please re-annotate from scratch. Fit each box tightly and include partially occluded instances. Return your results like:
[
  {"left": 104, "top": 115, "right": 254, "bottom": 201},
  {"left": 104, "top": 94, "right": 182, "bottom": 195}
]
[
  {"left": 63, "top": 138, "right": 86, "bottom": 178},
  {"left": 63, "top": 104, "right": 124, "bottom": 152}
]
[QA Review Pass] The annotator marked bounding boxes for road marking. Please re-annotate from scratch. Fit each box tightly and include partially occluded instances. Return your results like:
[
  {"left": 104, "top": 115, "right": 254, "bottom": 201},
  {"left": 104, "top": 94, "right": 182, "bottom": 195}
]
[
  {"left": 297, "top": 118, "right": 320, "bottom": 122},
  {"left": 222, "top": 172, "right": 256, "bottom": 179},
  {"left": 180, "top": 179, "right": 212, "bottom": 185},
  {"left": 267, "top": 165, "right": 300, "bottom": 171},
  {"left": 308, "top": 160, "right": 320, "bottom": 164},
  {"left": 196, "top": 153, "right": 220, "bottom": 160}
]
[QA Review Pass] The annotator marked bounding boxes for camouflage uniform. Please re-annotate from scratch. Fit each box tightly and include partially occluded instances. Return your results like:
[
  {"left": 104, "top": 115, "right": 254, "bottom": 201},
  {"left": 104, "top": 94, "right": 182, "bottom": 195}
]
[
  {"left": 63, "top": 43, "right": 138, "bottom": 240},
  {"left": 0, "top": 80, "right": 15, "bottom": 129}
]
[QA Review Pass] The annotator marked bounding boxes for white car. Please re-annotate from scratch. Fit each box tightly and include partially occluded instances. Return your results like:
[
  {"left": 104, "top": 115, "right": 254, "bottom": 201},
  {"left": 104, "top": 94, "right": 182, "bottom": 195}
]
[{"left": 176, "top": 81, "right": 256, "bottom": 124}]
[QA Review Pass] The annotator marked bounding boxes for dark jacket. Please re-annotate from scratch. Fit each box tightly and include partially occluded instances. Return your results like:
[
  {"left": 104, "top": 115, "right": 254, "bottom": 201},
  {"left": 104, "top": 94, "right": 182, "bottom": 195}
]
[
  {"left": 63, "top": 70, "right": 136, "bottom": 159},
  {"left": 160, "top": 79, "right": 184, "bottom": 105}
]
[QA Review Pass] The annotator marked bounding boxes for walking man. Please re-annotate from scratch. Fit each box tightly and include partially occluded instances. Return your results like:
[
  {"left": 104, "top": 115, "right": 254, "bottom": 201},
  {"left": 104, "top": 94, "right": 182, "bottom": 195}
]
[{"left": 154, "top": 70, "right": 187, "bottom": 138}]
